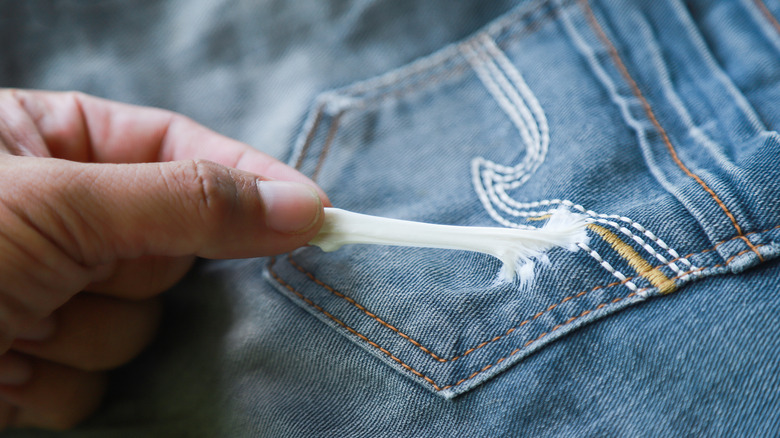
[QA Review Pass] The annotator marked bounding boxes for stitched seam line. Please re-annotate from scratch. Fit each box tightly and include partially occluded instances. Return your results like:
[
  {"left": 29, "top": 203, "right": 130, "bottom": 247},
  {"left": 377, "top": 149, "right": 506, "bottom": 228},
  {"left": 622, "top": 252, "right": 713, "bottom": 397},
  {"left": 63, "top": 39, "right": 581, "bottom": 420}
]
[
  {"left": 576, "top": 241, "right": 639, "bottom": 291},
  {"left": 310, "top": 112, "right": 342, "bottom": 183},
  {"left": 588, "top": 224, "right": 676, "bottom": 294},
  {"left": 678, "top": 223, "right": 780, "bottom": 260},
  {"left": 268, "top": 258, "right": 443, "bottom": 390},
  {"left": 297, "top": 3, "right": 565, "bottom": 181},
  {"left": 291, "top": 254, "right": 630, "bottom": 363},
  {"left": 286, "top": 224, "right": 780, "bottom": 365},
  {"left": 293, "top": 108, "right": 324, "bottom": 171},
  {"left": 754, "top": 0, "right": 780, "bottom": 34},
  {"left": 579, "top": 0, "right": 764, "bottom": 262},
  {"left": 287, "top": 255, "right": 448, "bottom": 362},
  {"left": 471, "top": 196, "right": 694, "bottom": 271},
  {"left": 627, "top": 223, "right": 780, "bottom": 268},
  {"left": 442, "top": 289, "right": 637, "bottom": 390},
  {"left": 440, "top": 246, "right": 767, "bottom": 390},
  {"left": 272, "top": 241, "right": 767, "bottom": 392}
]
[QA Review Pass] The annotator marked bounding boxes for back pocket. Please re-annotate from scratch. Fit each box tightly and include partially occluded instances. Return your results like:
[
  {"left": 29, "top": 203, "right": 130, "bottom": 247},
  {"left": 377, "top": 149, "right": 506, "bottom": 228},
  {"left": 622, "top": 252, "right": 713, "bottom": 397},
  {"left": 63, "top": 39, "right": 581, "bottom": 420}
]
[{"left": 266, "top": 0, "right": 700, "bottom": 398}]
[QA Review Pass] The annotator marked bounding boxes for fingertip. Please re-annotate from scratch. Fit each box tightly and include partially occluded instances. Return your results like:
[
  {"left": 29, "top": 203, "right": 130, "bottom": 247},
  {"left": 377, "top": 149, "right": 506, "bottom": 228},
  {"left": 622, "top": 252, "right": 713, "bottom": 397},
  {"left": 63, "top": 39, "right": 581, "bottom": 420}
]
[{"left": 257, "top": 181, "right": 323, "bottom": 235}]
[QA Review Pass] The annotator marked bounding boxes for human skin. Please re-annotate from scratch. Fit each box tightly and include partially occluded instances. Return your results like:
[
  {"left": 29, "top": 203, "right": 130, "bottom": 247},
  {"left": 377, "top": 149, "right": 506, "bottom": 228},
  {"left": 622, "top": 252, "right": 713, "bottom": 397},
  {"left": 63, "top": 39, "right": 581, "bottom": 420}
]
[{"left": 0, "top": 89, "right": 329, "bottom": 429}]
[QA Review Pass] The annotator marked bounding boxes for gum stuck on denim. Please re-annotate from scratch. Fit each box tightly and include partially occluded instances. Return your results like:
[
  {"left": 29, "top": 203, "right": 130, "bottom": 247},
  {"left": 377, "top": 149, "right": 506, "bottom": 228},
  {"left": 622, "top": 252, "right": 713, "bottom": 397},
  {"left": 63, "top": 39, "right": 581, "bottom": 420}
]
[{"left": 5, "top": 0, "right": 780, "bottom": 436}]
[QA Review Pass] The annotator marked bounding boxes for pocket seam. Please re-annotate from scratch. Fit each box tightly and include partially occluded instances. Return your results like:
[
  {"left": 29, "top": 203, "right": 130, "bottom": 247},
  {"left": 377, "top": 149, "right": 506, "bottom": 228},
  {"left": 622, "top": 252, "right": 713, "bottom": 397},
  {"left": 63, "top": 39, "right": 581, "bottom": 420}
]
[
  {"left": 269, "top": 229, "right": 777, "bottom": 393},
  {"left": 752, "top": 0, "right": 780, "bottom": 36},
  {"left": 286, "top": 253, "right": 643, "bottom": 364},
  {"left": 579, "top": 0, "right": 765, "bottom": 261},
  {"left": 291, "top": 0, "right": 572, "bottom": 182},
  {"left": 282, "top": 225, "right": 776, "bottom": 369}
]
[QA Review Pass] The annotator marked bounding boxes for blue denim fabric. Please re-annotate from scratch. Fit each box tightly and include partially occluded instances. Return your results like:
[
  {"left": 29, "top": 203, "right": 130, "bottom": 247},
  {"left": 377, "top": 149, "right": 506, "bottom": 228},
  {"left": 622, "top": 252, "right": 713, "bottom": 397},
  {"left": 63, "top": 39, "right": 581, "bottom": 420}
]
[{"left": 4, "top": 0, "right": 780, "bottom": 436}]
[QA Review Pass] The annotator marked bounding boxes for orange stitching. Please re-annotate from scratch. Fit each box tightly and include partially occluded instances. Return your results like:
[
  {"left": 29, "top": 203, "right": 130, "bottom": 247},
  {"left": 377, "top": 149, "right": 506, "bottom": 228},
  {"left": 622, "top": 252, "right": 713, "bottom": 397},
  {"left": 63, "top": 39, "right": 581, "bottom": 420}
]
[
  {"left": 579, "top": 0, "right": 764, "bottom": 262},
  {"left": 754, "top": 0, "right": 780, "bottom": 35},
  {"left": 439, "top": 252, "right": 775, "bottom": 390},
  {"left": 296, "top": 0, "right": 564, "bottom": 181},
  {"left": 310, "top": 112, "right": 342, "bottom": 183},
  {"left": 288, "top": 254, "right": 635, "bottom": 363},
  {"left": 268, "top": 257, "right": 443, "bottom": 390},
  {"left": 273, "top": 242, "right": 767, "bottom": 391},
  {"left": 442, "top": 290, "right": 639, "bottom": 390},
  {"left": 287, "top": 255, "right": 448, "bottom": 362},
  {"left": 294, "top": 109, "right": 324, "bottom": 171},
  {"left": 664, "top": 223, "right": 780, "bottom": 264},
  {"left": 285, "top": 223, "right": 780, "bottom": 365},
  {"left": 725, "top": 246, "right": 761, "bottom": 265}
]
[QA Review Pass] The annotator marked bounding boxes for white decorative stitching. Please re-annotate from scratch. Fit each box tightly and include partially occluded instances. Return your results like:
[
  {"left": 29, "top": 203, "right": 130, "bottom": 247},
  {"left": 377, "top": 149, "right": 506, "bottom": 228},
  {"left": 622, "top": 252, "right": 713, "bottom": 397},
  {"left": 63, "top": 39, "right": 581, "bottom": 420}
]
[
  {"left": 462, "top": 43, "right": 539, "bottom": 171},
  {"left": 460, "top": 31, "right": 694, "bottom": 290},
  {"left": 589, "top": 217, "right": 685, "bottom": 277},
  {"left": 476, "top": 193, "right": 697, "bottom": 273},
  {"left": 461, "top": 33, "right": 549, "bottom": 224},
  {"left": 577, "top": 242, "right": 639, "bottom": 291},
  {"left": 480, "top": 34, "right": 550, "bottom": 186}
]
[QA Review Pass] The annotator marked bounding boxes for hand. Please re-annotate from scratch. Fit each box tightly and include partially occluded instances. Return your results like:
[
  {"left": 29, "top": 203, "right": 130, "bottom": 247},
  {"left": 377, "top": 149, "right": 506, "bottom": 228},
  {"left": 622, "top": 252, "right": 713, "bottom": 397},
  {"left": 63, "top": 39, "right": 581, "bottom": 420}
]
[{"left": 0, "top": 89, "right": 328, "bottom": 429}]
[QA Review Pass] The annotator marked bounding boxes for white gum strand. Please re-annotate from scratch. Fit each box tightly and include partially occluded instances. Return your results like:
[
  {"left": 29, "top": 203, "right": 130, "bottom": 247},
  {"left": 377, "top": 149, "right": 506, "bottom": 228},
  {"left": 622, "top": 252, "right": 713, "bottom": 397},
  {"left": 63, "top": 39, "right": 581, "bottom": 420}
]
[{"left": 309, "top": 207, "right": 589, "bottom": 282}]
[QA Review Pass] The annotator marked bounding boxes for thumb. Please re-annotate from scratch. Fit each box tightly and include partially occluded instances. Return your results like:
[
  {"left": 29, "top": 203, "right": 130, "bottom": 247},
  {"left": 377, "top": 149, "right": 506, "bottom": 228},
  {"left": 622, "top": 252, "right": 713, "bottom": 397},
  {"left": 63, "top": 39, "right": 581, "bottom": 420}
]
[{"left": 21, "top": 157, "right": 324, "bottom": 264}]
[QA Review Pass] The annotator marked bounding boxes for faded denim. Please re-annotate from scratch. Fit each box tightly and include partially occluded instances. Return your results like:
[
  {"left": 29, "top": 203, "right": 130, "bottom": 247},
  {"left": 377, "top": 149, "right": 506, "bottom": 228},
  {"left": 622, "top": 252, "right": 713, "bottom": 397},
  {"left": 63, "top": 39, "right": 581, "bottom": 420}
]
[{"left": 4, "top": 0, "right": 780, "bottom": 436}]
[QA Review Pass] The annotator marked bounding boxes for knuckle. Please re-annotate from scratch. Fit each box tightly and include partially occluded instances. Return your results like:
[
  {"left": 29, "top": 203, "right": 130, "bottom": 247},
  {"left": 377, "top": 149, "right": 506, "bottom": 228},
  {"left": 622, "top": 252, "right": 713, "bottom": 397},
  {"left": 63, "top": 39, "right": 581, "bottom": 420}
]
[
  {"left": 184, "top": 159, "right": 235, "bottom": 225},
  {"left": 61, "top": 90, "right": 84, "bottom": 105},
  {"left": 191, "top": 159, "right": 223, "bottom": 210}
]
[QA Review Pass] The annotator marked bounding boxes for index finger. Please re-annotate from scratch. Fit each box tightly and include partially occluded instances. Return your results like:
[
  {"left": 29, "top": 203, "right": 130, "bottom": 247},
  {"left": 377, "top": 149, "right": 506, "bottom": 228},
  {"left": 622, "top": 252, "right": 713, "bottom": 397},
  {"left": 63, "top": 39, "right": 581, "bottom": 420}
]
[{"left": 6, "top": 89, "right": 328, "bottom": 201}]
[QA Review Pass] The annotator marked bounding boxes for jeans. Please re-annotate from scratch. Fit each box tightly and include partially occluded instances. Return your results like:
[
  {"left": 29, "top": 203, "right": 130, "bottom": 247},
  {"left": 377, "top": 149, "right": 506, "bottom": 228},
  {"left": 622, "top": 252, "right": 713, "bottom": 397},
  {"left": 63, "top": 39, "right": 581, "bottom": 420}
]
[{"left": 5, "top": 0, "right": 780, "bottom": 436}]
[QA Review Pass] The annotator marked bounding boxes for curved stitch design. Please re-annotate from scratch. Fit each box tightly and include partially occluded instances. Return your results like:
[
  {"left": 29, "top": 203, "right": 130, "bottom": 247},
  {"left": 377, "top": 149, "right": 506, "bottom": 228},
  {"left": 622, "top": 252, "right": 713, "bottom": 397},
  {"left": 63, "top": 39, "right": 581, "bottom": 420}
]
[
  {"left": 291, "top": 1, "right": 570, "bottom": 173},
  {"left": 474, "top": 197, "right": 694, "bottom": 272},
  {"left": 465, "top": 34, "right": 551, "bottom": 231}
]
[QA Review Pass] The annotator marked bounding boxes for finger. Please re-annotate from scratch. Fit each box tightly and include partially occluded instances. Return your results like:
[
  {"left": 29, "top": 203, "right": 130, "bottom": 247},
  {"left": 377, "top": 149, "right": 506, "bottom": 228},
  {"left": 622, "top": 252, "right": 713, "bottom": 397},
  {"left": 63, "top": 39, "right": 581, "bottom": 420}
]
[
  {"left": 0, "top": 356, "right": 105, "bottom": 430},
  {"left": 0, "top": 155, "right": 322, "bottom": 346},
  {"left": 86, "top": 255, "right": 196, "bottom": 299},
  {"left": 4, "top": 89, "right": 329, "bottom": 203},
  {"left": 12, "top": 294, "right": 161, "bottom": 372},
  {"left": 6, "top": 156, "right": 324, "bottom": 264},
  {"left": 0, "top": 91, "right": 52, "bottom": 157}
]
